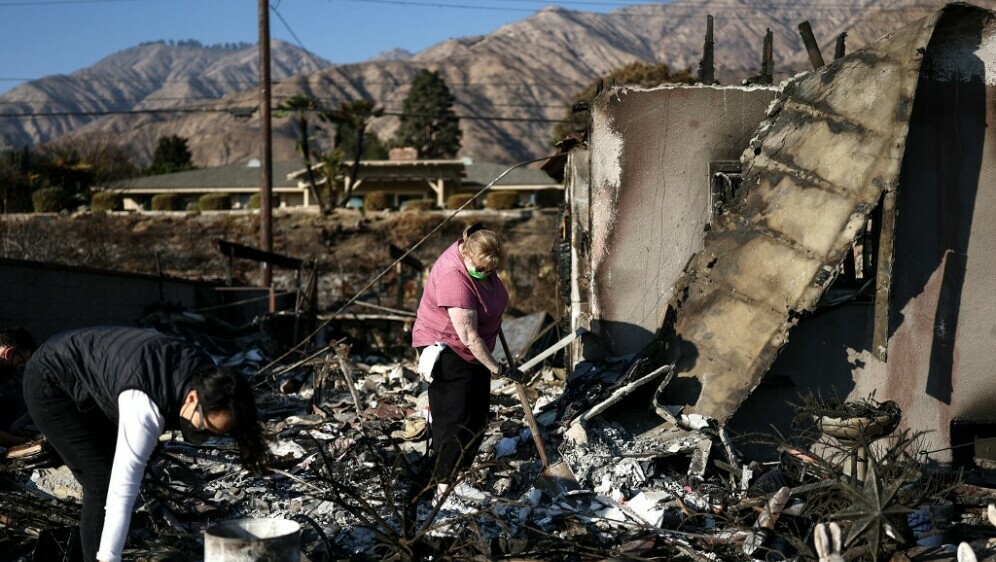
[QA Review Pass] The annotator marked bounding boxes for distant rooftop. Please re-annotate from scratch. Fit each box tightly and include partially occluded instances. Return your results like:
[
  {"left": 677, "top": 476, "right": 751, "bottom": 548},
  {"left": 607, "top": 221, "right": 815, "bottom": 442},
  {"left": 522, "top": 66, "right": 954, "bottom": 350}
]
[
  {"left": 108, "top": 161, "right": 302, "bottom": 190},
  {"left": 464, "top": 161, "right": 560, "bottom": 188}
]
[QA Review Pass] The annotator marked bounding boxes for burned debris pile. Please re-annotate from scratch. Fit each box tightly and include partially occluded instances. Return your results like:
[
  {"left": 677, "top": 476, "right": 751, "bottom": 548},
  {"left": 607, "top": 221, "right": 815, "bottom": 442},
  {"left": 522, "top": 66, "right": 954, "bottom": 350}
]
[{"left": 1, "top": 311, "right": 994, "bottom": 561}]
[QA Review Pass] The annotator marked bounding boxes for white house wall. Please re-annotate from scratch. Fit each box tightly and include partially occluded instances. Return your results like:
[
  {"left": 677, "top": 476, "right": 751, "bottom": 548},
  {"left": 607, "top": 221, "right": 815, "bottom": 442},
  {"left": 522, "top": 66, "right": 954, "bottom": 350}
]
[{"left": 585, "top": 85, "right": 778, "bottom": 356}]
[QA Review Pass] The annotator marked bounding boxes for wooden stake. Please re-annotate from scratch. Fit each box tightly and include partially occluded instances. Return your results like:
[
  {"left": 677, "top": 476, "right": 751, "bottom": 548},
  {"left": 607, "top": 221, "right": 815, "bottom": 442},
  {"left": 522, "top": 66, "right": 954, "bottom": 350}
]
[{"left": 835, "top": 32, "right": 848, "bottom": 59}]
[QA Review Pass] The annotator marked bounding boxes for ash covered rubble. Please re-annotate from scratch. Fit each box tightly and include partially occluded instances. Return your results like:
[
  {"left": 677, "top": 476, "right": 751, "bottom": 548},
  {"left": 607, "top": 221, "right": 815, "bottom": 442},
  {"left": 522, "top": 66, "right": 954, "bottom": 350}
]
[{"left": 1, "top": 312, "right": 995, "bottom": 561}]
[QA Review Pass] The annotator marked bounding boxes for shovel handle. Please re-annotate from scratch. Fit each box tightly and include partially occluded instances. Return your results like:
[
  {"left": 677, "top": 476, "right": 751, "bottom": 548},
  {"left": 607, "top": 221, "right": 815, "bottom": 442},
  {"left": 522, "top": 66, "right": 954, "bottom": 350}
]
[{"left": 498, "top": 328, "right": 549, "bottom": 468}]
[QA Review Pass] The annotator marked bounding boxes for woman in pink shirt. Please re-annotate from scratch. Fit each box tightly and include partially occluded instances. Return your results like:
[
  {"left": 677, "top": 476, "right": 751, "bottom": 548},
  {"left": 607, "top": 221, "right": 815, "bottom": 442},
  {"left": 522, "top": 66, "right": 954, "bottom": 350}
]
[{"left": 412, "top": 223, "right": 509, "bottom": 501}]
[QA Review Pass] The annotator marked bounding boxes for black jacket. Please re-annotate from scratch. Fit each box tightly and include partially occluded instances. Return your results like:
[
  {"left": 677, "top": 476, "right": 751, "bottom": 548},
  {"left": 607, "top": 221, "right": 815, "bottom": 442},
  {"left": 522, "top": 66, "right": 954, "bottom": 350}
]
[{"left": 25, "top": 326, "right": 212, "bottom": 429}]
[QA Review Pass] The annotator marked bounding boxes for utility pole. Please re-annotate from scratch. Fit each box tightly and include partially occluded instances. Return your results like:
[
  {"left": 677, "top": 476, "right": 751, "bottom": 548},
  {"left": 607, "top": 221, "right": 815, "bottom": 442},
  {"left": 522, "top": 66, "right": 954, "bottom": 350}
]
[{"left": 258, "top": 0, "right": 274, "bottom": 297}]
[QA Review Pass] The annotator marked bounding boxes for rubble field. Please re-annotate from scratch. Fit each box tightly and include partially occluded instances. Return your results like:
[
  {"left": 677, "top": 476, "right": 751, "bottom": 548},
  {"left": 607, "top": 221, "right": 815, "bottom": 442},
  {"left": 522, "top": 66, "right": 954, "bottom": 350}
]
[{"left": 2, "top": 310, "right": 994, "bottom": 562}]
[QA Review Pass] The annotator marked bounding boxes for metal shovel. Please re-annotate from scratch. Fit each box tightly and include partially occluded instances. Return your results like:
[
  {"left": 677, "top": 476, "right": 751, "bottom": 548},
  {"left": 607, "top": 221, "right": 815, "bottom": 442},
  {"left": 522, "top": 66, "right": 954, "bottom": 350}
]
[{"left": 498, "top": 328, "right": 580, "bottom": 498}]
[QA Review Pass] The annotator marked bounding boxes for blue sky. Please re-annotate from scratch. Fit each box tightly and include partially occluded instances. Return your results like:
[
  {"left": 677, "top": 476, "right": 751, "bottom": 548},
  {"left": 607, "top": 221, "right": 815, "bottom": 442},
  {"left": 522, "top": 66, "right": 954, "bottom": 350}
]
[{"left": 0, "top": 0, "right": 654, "bottom": 94}]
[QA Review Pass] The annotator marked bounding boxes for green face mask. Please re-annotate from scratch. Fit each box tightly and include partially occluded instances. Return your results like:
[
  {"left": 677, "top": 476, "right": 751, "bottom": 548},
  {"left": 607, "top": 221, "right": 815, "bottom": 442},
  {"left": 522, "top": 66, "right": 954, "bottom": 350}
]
[{"left": 467, "top": 266, "right": 489, "bottom": 280}]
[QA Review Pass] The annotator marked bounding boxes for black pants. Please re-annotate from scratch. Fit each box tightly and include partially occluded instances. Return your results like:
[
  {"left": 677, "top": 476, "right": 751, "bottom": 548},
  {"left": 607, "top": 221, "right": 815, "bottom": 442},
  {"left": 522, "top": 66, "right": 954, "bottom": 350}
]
[
  {"left": 23, "top": 365, "right": 115, "bottom": 562},
  {"left": 427, "top": 349, "right": 491, "bottom": 483}
]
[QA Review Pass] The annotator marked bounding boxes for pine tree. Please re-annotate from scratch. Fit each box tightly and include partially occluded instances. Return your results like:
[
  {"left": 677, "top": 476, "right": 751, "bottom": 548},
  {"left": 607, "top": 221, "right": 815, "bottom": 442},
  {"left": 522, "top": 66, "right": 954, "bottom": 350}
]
[
  {"left": 393, "top": 70, "right": 461, "bottom": 159},
  {"left": 147, "top": 135, "right": 194, "bottom": 175}
]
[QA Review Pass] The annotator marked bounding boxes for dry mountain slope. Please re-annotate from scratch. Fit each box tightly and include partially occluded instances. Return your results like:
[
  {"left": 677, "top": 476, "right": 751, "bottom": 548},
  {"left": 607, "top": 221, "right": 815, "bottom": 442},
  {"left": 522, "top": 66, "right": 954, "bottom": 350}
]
[
  {"left": 0, "top": 40, "right": 329, "bottom": 157},
  {"left": 2, "top": 0, "right": 985, "bottom": 166}
]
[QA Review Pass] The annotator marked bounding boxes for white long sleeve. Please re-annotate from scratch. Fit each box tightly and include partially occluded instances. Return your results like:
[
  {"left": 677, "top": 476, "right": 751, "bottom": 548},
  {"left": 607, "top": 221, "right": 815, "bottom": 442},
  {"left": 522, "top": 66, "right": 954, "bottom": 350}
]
[{"left": 96, "top": 390, "right": 165, "bottom": 562}]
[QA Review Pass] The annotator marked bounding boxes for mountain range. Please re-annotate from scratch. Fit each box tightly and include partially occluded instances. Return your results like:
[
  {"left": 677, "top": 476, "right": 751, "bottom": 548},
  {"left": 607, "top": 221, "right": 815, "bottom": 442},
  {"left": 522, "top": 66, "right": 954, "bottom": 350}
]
[{"left": 0, "top": 0, "right": 982, "bottom": 167}]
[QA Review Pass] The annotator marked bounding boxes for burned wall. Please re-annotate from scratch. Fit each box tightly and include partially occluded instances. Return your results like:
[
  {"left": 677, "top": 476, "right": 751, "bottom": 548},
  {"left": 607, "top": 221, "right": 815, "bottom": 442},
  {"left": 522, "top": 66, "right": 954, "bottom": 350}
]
[
  {"left": 0, "top": 258, "right": 213, "bottom": 340},
  {"left": 871, "top": 4, "right": 996, "bottom": 455},
  {"left": 651, "top": 7, "right": 950, "bottom": 426},
  {"left": 731, "top": 5, "right": 996, "bottom": 462},
  {"left": 583, "top": 85, "right": 777, "bottom": 355}
]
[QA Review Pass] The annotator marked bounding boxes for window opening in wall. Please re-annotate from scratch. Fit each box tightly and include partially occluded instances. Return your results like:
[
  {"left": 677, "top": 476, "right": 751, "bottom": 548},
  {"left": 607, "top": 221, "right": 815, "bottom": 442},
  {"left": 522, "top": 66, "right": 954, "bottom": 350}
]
[{"left": 708, "top": 160, "right": 743, "bottom": 219}]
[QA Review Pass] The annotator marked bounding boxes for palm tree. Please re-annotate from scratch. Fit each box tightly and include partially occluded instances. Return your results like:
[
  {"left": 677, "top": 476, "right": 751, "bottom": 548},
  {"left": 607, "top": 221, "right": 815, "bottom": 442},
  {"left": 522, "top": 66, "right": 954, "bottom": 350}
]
[
  {"left": 319, "top": 100, "right": 383, "bottom": 206},
  {"left": 276, "top": 95, "right": 329, "bottom": 213}
]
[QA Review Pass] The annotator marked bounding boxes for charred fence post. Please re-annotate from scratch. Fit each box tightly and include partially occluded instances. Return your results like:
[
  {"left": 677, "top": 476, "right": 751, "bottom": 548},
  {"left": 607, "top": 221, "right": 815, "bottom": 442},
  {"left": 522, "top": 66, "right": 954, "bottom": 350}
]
[
  {"left": 699, "top": 15, "right": 715, "bottom": 85},
  {"left": 873, "top": 189, "right": 897, "bottom": 361},
  {"left": 799, "top": 20, "right": 826, "bottom": 69},
  {"left": 744, "top": 29, "right": 774, "bottom": 86},
  {"left": 762, "top": 29, "right": 774, "bottom": 83},
  {"left": 835, "top": 32, "right": 848, "bottom": 59}
]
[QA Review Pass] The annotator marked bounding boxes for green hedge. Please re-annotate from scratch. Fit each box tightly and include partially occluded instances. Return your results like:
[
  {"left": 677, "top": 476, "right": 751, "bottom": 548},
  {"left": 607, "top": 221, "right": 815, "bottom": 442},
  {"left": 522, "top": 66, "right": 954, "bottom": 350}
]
[
  {"left": 402, "top": 199, "right": 434, "bottom": 212},
  {"left": 151, "top": 193, "right": 180, "bottom": 211},
  {"left": 364, "top": 191, "right": 390, "bottom": 211},
  {"left": 446, "top": 193, "right": 475, "bottom": 209},
  {"left": 32, "top": 187, "right": 71, "bottom": 213},
  {"left": 91, "top": 191, "right": 123, "bottom": 212},
  {"left": 485, "top": 191, "right": 518, "bottom": 210},
  {"left": 247, "top": 193, "right": 279, "bottom": 209},
  {"left": 199, "top": 193, "right": 231, "bottom": 211}
]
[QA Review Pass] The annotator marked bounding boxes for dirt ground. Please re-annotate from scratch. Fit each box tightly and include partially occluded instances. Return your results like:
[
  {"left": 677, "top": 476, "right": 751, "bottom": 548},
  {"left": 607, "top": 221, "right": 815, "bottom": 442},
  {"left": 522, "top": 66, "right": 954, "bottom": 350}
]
[{"left": 0, "top": 208, "right": 564, "bottom": 315}]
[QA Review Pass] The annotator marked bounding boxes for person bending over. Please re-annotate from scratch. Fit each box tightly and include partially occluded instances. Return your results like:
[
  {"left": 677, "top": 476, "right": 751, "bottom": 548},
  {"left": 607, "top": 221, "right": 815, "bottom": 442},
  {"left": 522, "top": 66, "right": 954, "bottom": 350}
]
[{"left": 23, "top": 326, "right": 268, "bottom": 562}]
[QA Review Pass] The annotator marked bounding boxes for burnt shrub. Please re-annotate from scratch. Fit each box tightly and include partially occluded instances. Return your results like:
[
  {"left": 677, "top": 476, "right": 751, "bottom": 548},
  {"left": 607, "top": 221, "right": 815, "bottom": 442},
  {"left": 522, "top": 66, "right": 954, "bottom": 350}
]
[
  {"left": 389, "top": 213, "right": 445, "bottom": 248},
  {"left": 485, "top": 191, "right": 518, "bottom": 210},
  {"left": 32, "top": 187, "right": 71, "bottom": 213},
  {"left": 151, "top": 193, "right": 180, "bottom": 211},
  {"left": 198, "top": 193, "right": 231, "bottom": 211},
  {"left": 91, "top": 191, "right": 123, "bottom": 212}
]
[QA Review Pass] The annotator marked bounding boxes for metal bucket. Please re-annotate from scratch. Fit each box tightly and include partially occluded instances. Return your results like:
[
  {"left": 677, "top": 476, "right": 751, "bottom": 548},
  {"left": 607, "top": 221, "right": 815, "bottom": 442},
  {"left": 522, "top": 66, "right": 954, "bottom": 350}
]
[{"left": 204, "top": 518, "right": 301, "bottom": 562}]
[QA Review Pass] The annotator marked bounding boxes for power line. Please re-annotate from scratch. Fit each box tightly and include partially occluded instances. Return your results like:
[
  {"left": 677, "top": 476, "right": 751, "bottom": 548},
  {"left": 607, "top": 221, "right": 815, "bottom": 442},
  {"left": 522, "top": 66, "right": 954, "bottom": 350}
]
[
  {"left": 339, "top": 0, "right": 945, "bottom": 15},
  {"left": 0, "top": 106, "right": 572, "bottom": 123},
  {"left": 0, "top": 0, "right": 151, "bottom": 5},
  {"left": 269, "top": 3, "right": 329, "bottom": 72}
]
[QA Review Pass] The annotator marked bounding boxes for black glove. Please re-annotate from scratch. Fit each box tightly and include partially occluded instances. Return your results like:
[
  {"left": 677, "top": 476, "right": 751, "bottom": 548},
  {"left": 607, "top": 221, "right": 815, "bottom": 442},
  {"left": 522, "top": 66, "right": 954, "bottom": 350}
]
[{"left": 494, "top": 364, "right": 524, "bottom": 383}]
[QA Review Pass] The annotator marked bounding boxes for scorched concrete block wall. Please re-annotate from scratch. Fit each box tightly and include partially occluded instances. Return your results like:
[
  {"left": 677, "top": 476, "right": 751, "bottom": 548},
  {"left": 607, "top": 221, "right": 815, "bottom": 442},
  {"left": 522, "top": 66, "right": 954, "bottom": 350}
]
[
  {"left": 0, "top": 259, "right": 210, "bottom": 341},
  {"left": 584, "top": 85, "right": 777, "bottom": 355}
]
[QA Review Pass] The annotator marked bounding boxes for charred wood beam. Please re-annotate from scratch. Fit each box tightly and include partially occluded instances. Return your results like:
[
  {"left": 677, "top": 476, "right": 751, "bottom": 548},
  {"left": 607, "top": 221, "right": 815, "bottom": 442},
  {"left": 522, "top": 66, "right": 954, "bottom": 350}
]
[
  {"left": 872, "top": 189, "right": 897, "bottom": 361},
  {"left": 573, "top": 363, "right": 673, "bottom": 426},
  {"left": 835, "top": 32, "right": 848, "bottom": 59},
  {"left": 334, "top": 344, "right": 364, "bottom": 415},
  {"left": 798, "top": 21, "right": 827, "bottom": 69},
  {"left": 216, "top": 239, "right": 303, "bottom": 270},
  {"left": 699, "top": 15, "right": 716, "bottom": 84},
  {"left": 741, "top": 28, "right": 774, "bottom": 86},
  {"left": 762, "top": 29, "right": 774, "bottom": 83}
]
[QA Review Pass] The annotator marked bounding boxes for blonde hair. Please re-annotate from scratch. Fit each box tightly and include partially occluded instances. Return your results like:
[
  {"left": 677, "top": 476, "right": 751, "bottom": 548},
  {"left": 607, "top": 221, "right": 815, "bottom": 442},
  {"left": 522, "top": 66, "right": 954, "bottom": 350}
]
[{"left": 462, "top": 223, "right": 506, "bottom": 272}]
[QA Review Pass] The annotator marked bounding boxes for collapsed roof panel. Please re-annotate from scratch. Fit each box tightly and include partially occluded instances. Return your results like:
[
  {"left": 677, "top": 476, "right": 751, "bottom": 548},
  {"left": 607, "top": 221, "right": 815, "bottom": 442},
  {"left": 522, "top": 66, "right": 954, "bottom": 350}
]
[{"left": 658, "top": 8, "right": 949, "bottom": 424}]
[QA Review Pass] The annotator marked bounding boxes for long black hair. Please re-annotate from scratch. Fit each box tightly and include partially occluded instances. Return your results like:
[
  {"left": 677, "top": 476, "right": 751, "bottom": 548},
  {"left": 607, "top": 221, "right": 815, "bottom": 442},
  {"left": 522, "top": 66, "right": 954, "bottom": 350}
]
[
  {"left": 0, "top": 327, "right": 36, "bottom": 352},
  {"left": 190, "top": 366, "right": 269, "bottom": 472}
]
